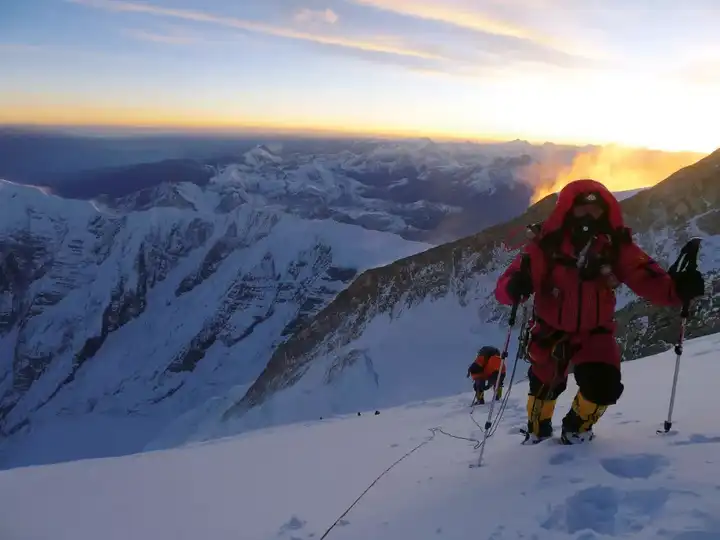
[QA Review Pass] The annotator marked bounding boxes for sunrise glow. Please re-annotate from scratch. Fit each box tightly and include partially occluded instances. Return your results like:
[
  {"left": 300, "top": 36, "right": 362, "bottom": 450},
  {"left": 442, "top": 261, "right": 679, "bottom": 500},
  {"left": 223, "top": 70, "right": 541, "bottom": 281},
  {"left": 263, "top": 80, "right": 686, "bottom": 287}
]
[
  {"left": 3, "top": 0, "right": 720, "bottom": 158},
  {"left": 530, "top": 145, "right": 708, "bottom": 203}
]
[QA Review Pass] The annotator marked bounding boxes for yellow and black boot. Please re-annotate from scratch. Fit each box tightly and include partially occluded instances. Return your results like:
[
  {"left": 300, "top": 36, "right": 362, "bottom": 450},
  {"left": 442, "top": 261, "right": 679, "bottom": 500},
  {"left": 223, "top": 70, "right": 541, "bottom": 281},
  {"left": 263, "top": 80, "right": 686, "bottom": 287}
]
[
  {"left": 474, "top": 390, "right": 485, "bottom": 405},
  {"left": 522, "top": 395, "right": 556, "bottom": 444},
  {"left": 560, "top": 391, "right": 608, "bottom": 444},
  {"left": 494, "top": 386, "right": 503, "bottom": 401}
]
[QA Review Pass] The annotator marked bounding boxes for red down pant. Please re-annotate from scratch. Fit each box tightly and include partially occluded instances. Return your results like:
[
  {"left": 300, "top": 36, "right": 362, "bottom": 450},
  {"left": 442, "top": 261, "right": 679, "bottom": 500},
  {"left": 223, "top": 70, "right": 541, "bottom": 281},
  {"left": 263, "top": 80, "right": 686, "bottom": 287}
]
[{"left": 526, "top": 325, "right": 625, "bottom": 406}]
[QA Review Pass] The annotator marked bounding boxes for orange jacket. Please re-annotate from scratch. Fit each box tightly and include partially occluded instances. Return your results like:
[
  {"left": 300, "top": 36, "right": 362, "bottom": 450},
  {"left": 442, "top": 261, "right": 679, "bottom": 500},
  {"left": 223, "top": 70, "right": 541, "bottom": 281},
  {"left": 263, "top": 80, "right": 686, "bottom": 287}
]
[{"left": 469, "top": 353, "right": 506, "bottom": 381}]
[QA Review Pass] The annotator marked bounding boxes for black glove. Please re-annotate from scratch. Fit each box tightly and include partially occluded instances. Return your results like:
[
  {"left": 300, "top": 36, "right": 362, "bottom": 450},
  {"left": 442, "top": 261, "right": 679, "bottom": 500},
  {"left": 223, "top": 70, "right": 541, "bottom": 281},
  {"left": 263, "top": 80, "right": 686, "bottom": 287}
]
[
  {"left": 506, "top": 270, "right": 533, "bottom": 301},
  {"left": 672, "top": 269, "right": 704, "bottom": 303}
]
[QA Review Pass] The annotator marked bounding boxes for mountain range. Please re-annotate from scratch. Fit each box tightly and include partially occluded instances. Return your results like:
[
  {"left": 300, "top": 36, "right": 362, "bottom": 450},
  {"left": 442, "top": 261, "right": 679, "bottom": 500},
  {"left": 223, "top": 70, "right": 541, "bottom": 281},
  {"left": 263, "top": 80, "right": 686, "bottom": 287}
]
[
  {"left": 0, "top": 138, "right": 717, "bottom": 469},
  {"left": 3, "top": 131, "right": 596, "bottom": 243}
]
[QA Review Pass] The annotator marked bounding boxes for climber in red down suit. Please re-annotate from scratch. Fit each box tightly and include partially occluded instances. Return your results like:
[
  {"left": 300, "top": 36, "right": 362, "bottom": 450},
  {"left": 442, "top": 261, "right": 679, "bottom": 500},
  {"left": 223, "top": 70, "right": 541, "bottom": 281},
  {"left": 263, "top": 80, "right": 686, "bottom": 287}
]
[{"left": 495, "top": 179, "right": 704, "bottom": 444}]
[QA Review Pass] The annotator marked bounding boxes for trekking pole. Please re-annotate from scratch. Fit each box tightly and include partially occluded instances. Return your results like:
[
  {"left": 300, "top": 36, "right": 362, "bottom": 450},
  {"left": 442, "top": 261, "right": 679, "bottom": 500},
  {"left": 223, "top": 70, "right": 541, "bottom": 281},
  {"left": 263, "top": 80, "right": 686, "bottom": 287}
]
[
  {"left": 658, "top": 237, "right": 702, "bottom": 435},
  {"left": 483, "top": 302, "right": 530, "bottom": 440},
  {"left": 476, "top": 254, "right": 530, "bottom": 467}
]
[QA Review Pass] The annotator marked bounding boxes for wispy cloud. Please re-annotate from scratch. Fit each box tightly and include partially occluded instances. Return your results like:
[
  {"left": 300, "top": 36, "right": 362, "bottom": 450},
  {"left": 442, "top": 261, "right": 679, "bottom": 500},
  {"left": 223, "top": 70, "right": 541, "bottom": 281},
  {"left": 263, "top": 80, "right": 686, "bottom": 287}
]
[
  {"left": 355, "top": 0, "right": 536, "bottom": 40},
  {"left": 0, "top": 43, "right": 45, "bottom": 53},
  {"left": 122, "top": 28, "right": 198, "bottom": 45},
  {"left": 349, "top": 0, "right": 602, "bottom": 62},
  {"left": 294, "top": 8, "right": 339, "bottom": 25},
  {"left": 67, "top": 0, "right": 443, "bottom": 61}
]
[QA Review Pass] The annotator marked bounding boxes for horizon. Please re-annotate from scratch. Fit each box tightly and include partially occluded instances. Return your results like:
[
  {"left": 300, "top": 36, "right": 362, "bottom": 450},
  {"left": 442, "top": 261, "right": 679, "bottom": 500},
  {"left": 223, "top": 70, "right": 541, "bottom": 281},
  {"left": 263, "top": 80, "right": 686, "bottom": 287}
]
[
  {"left": 3, "top": 1, "right": 720, "bottom": 154},
  {"left": 0, "top": 121, "right": 710, "bottom": 202},
  {"left": 0, "top": 122, "right": 510, "bottom": 143},
  {"left": 0, "top": 124, "right": 714, "bottom": 157}
]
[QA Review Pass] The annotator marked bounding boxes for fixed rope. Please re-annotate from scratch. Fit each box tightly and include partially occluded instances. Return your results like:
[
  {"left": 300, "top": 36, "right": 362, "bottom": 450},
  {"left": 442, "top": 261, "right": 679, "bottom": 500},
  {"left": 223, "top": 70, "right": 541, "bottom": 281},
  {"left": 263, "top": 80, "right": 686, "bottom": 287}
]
[
  {"left": 320, "top": 307, "right": 532, "bottom": 537},
  {"left": 318, "top": 379, "right": 532, "bottom": 540},
  {"left": 434, "top": 425, "right": 482, "bottom": 449},
  {"left": 319, "top": 428, "right": 439, "bottom": 540}
]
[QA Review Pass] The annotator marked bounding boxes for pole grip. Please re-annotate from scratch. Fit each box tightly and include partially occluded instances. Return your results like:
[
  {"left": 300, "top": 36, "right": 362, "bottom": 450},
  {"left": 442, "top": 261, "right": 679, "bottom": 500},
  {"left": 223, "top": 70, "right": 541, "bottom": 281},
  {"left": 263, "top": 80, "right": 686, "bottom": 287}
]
[{"left": 670, "top": 238, "right": 701, "bottom": 320}]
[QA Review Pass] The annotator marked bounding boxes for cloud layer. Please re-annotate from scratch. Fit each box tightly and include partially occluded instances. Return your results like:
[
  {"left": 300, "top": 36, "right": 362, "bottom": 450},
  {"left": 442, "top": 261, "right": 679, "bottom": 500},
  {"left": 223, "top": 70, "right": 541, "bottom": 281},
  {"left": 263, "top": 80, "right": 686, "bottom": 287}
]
[
  {"left": 294, "top": 8, "right": 339, "bottom": 25},
  {"left": 66, "top": 0, "right": 604, "bottom": 75},
  {"left": 3, "top": 0, "right": 719, "bottom": 153},
  {"left": 67, "top": 0, "right": 445, "bottom": 61}
]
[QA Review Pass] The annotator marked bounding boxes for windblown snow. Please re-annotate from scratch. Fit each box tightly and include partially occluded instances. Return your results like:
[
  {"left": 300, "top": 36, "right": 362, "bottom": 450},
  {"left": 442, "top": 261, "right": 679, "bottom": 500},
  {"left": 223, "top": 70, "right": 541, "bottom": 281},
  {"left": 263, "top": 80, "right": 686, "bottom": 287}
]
[{"left": 2, "top": 332, "right": 719, "bottom": 540}]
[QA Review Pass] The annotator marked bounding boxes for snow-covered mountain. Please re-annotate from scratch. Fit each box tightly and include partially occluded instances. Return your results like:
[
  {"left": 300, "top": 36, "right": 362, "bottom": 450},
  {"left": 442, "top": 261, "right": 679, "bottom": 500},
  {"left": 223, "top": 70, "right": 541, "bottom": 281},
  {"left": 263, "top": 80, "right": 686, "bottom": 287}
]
[
  {"left": 51, "top": 138, "right": 587, "bottom": 244},
  {"left": 3, "top": 332, "right": 720, "bottom": 540},
  {"left": 0, "top": 179, "right": 431, "bottom": 468},
  {"left": 193, "top": 149, "right": 720, "bottom": 447},
  {"left": 2, "top": 146, "right": 716, "bottom": 469}
]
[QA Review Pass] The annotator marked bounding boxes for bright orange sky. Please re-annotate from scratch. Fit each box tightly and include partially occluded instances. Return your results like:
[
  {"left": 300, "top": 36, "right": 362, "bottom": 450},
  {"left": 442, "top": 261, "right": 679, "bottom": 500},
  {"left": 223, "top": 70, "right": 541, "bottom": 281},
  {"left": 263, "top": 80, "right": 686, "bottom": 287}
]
[{"left": 3, "top": 0, "right": 720, "bottom": 154}]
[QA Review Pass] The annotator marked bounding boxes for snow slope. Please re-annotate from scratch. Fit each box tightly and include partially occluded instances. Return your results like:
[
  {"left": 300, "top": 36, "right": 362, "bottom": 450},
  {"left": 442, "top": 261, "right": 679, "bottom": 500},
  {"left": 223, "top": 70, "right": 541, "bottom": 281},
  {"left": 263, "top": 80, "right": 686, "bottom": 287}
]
[
  {"left": 2, "top": 331, "right": 719, "bottom": 540},
  {"left": 0, "top": 179, "right": 431, "bottom": 469},
  {"left": 147, "top": 294, "right": 508, "bottom": 449}
]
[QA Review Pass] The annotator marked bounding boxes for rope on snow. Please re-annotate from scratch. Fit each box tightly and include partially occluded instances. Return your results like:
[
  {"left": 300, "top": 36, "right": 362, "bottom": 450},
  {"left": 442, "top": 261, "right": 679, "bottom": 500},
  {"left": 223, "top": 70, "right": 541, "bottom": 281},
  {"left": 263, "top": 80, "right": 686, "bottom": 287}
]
[{"left": 319, "top": 428, "right": 438, "bottom": 539}]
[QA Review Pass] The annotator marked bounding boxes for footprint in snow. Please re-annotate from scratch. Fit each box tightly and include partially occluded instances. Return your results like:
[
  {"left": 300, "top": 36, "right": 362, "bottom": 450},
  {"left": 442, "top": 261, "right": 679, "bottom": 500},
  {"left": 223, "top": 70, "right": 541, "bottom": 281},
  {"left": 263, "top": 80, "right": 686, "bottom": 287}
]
[
  {"left": 541, "top": 485, "right": 669, "bottom": 535},
  {"left": 279, "top": 516, "right": 306, "bottom": 534},
  {"left": 549, "top": 452, "right": 575, "bottom": 466},
  {"left": 600, "top": 453, "right": 669, "bottom": 479},
  {"left": 671, "top": 434, "right": 720, "bottom": 446}
]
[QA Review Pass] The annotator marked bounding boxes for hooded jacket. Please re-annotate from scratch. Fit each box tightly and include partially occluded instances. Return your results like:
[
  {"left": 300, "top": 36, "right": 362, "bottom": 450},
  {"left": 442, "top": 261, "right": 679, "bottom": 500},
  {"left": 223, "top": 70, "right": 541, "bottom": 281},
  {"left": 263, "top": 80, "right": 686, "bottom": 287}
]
[
  {"left": 495, "top": 179, "right": 682, "bottom": 334},
  {"left": 468, "top": 346, "right": 506, "bottom": 380}
]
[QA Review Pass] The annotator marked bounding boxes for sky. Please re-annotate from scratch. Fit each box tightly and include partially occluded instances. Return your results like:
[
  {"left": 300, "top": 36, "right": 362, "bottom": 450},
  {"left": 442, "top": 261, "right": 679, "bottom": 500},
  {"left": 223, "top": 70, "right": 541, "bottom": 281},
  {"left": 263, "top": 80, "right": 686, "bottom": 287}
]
[{"left": 2, "top": 0, "right": 720, "bottom": 152}]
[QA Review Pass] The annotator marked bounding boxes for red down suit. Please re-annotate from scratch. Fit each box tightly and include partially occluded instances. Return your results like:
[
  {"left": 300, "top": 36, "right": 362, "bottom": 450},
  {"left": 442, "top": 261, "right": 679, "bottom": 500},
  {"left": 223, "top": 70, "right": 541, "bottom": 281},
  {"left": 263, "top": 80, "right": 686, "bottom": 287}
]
[{"left": 495, "top": 179, "right": 683, "bottom": 389}]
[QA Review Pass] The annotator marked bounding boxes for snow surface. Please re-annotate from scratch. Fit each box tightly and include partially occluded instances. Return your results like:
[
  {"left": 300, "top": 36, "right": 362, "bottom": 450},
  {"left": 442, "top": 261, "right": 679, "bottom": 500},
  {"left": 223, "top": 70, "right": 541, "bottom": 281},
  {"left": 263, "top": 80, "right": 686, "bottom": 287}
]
[{"left": 3, "top": 331, "right": 720, "bottom": 540}]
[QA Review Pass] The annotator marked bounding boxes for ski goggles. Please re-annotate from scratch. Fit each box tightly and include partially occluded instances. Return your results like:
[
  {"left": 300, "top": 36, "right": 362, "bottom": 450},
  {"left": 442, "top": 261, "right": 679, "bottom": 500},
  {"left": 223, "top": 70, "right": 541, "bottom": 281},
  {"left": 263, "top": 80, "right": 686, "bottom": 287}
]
[
  {"left": 571, "top": 191, "right": 607, "bottom": 219},
  {"left": 571, "top": 204, "right": 605, "bottom": 219}
]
